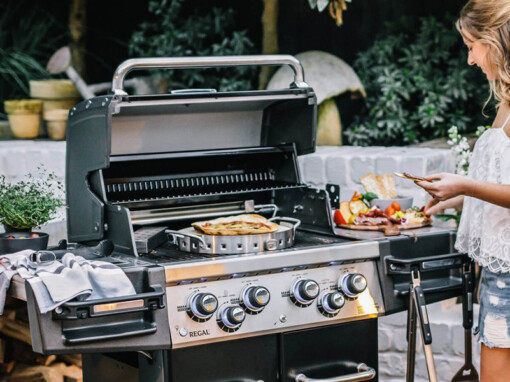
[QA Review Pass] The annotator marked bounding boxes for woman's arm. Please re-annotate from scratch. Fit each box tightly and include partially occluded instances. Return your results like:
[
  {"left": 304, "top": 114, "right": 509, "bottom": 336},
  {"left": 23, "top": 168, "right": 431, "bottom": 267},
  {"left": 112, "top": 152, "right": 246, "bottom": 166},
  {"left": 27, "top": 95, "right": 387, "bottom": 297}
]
[{"left": 418, "top": 173, "right": 510, "bottom": 209}]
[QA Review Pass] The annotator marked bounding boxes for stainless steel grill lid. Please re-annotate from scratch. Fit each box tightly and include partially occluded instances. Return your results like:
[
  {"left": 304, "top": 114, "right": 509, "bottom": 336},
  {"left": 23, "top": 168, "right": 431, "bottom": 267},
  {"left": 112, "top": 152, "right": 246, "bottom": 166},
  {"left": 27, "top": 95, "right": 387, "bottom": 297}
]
[{"left": 166, "top": 217, "right": 300, "bottom": 254}]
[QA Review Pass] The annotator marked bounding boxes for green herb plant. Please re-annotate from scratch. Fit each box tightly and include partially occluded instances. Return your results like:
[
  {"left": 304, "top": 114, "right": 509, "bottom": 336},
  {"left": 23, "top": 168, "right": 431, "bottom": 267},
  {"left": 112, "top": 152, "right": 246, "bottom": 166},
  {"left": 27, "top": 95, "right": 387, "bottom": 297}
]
[
  {"left": 0, "top": 167, "right": 64, "bottom": 230},
  {"left": 129, "top": 0, "right": 257, "bottom": 92},
  {"left": 345, "top": 16, "right": 490, "bottom": 146}
]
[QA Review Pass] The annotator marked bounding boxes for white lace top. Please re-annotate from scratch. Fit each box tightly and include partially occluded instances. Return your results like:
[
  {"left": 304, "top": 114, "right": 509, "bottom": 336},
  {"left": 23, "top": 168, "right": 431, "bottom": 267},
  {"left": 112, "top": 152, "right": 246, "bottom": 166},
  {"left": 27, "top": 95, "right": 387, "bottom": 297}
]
[{"left": 455, "top": 120, "right": 510, "bottom": 273}]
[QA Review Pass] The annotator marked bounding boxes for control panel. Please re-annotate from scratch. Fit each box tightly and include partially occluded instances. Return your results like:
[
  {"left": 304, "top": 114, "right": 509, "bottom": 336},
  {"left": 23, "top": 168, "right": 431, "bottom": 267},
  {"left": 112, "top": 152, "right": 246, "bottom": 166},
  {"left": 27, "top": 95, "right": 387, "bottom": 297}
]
[{"left": 166, "top": 261, "right": 384, "bottom": 347}]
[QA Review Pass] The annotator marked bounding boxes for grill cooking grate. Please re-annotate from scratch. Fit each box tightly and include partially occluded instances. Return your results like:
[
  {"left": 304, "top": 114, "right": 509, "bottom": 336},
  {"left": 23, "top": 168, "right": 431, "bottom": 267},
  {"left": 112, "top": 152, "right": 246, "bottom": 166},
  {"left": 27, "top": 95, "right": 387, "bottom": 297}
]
[{"left": 105, "top": 170, "right": 300, "bottom": 204}]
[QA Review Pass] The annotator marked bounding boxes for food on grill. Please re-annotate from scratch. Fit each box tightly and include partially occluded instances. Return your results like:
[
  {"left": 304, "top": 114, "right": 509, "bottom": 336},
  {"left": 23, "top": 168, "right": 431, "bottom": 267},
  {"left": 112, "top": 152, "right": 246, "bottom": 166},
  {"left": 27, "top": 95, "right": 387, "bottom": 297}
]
[{"left": 192, "top": 214, "right": 279, "bottom": 236}]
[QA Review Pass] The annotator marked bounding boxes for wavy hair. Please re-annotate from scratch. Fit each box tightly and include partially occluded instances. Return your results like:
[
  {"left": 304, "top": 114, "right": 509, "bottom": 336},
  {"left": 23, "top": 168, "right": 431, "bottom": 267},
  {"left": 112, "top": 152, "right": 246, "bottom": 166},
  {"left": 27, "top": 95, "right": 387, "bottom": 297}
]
[{"left": 456, "top": 0, "right": 510, "bottom": 108}]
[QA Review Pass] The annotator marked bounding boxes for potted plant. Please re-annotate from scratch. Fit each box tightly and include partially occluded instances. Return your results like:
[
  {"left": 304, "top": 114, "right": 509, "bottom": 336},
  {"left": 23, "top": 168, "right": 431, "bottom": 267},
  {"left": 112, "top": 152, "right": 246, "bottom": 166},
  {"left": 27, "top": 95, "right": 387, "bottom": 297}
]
[
  {"left": 4, "top": 99, "right": 43, "bottom": 138},
  {"left": 0, "top": 167, "right": 64, "bottom": 254}
]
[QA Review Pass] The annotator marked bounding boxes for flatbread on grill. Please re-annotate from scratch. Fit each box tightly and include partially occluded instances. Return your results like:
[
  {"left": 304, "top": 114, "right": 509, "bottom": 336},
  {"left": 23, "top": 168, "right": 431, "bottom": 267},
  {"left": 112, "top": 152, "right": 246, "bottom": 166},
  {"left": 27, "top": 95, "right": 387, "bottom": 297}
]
[{"left": 192, "top": 214, "right": 279, "bottom": 236}]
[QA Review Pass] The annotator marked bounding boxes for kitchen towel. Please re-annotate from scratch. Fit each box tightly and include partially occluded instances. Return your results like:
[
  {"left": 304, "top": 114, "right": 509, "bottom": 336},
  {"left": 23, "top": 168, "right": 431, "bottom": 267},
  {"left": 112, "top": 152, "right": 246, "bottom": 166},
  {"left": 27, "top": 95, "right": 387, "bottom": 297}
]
[{"left": 0, "top": 251, "right": 136, "bottom": 314}]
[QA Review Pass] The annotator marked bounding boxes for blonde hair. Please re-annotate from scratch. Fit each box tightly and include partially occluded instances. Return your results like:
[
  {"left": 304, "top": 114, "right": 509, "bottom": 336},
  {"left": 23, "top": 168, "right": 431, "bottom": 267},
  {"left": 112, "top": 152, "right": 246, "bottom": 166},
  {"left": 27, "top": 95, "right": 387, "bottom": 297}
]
[{"left": 456, "top": 0, "right": 510, "bottom": 107}]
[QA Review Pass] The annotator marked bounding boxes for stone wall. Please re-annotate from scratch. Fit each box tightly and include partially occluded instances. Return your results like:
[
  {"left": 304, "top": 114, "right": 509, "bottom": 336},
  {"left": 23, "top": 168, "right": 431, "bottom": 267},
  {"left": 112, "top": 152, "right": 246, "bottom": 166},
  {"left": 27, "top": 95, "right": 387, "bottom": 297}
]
[{"left": 0, "top": 141, "right": 480, "bottom": 381}]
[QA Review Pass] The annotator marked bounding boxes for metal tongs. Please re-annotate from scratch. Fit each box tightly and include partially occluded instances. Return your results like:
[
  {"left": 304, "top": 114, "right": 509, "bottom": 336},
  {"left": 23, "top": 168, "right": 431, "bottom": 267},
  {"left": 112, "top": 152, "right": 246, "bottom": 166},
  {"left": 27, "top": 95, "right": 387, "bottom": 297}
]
[
  {"left": 451, "top": 262, "right": 479, "bottom": 382},
  {"left": 406, "top": 269, "right": 438, "bottom": 382}
]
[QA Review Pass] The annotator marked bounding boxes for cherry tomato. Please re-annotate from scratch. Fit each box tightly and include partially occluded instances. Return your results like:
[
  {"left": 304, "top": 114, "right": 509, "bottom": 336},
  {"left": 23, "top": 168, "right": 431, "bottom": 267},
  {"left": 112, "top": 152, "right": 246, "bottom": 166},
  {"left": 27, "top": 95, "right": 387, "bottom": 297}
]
[
  {"left": 385, "top": 206, "right": 396, "bottom": 216},
  {"left": 29, "top": 233, "right": 40, "bottom": 238},
  {"left": 391, "top": 201, "right": 401, "bottom": 211},
  {"left": 6, "top": 235, "right": 15, "bottom": 239}
]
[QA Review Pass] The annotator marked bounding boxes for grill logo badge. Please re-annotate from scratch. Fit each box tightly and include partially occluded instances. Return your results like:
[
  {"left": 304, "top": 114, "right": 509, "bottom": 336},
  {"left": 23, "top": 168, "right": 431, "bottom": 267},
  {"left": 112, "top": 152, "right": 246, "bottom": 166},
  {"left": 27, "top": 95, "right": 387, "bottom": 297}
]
[{"left": 189, "top": 329, "right": 211, "bottom": 337}]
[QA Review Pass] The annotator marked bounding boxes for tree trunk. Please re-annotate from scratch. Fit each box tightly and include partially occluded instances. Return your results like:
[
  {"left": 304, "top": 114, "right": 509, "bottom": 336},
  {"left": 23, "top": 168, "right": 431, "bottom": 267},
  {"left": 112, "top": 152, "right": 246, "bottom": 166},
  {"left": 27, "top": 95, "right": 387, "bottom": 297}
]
[
  {"left": 258, "top": 0, "right": 279, "bottom": 90},
  {"left": 69, "top": 0, "right": 87, "bottom": 78}
]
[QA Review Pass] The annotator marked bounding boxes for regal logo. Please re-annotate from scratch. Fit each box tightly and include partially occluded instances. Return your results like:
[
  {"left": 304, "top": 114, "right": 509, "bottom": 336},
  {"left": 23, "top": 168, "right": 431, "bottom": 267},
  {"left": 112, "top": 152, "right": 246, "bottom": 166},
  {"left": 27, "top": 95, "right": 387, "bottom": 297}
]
[{"left": 189, "top": 329, "right": 211, "bottom": 337}]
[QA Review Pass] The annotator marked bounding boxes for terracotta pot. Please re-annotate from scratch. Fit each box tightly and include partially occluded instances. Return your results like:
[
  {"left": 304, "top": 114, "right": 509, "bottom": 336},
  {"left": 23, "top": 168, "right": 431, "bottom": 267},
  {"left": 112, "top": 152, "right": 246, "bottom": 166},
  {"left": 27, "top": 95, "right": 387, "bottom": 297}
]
[
  {"left": 29, "top": 80, "right": 80, "bottom": 99},
  {"left": 43, "top": 109, "right": 68, "bottom": 140},
  {"left": 4, "top": 99, "right": 43, "bottom": 139},
  {"left": 29, "top": 80, "right": 81, "bottom": 114}
]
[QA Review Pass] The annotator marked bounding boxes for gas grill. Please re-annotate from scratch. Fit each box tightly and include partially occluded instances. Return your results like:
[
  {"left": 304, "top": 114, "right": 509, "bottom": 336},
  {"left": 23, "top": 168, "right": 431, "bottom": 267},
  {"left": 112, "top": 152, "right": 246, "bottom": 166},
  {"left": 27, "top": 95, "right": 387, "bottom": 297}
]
[{"left": 15, "top": 56, "right": 471, "bottom": 382}]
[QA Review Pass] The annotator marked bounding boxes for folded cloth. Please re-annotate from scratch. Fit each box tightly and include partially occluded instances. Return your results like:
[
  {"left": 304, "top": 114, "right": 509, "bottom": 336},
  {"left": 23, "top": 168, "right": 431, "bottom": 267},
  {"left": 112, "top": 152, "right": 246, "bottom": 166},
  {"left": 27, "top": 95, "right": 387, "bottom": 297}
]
[
  {"left": 0, "top": 249, "right": 62, "bottom": 315},
  {"left": 0, "top": 250, "right": 136, "bottom": 314}
]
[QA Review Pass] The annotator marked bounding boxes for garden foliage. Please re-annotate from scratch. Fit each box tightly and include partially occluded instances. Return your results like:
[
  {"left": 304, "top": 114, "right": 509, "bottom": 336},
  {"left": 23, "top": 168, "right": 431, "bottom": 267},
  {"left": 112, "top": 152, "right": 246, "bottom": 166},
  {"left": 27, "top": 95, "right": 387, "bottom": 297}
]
[
  {"left": 0, "top": 1, "right": 65, "bottom": 118},
  {"left": 345, "top": 16, "right": 490, "bottom": 146},
  {"left": 129, "top": 0, "right": 257, "bottom": 92}
]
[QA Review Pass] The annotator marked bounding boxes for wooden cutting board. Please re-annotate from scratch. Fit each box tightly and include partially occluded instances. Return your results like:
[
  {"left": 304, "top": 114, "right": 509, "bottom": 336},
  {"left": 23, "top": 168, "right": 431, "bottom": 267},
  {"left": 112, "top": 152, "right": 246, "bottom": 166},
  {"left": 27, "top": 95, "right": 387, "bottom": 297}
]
[{"left": 337, "top": 221, "right": 432, "bottom": 231}]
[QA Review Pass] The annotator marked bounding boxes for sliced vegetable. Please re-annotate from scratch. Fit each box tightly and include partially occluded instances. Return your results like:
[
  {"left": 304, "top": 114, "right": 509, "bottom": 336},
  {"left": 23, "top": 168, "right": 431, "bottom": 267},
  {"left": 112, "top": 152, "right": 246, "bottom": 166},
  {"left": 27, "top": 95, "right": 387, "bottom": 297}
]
[{"left": 350, "top": 191, "right": 363, "bottom": 202}]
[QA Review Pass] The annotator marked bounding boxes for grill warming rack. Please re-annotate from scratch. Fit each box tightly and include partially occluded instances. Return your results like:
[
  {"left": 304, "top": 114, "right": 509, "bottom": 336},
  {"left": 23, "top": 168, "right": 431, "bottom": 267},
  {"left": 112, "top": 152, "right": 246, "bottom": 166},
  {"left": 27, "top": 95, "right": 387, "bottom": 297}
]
[{"left": 104, "top": 169, "right": 300, "bottom": 205}]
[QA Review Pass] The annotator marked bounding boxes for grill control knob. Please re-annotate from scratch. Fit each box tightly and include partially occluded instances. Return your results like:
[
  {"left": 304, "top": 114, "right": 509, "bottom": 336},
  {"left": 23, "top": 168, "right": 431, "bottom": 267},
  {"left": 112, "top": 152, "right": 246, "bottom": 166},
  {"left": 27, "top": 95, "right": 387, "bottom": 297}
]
[
  {"left": 242, "top": 286, "right": 271, "bottom": 313},
  {"left": 340, "top": 273, "right": 367, "bottom": 297},
  {"left": 189, "top": 293, "right": 218, "bottom": 319},
  {"left": 320, "top": 291, "right": 345, "bottom": 314},
  {"left": 292, "top": 279, "right": 320, "bottom": 305},
  {"left": 220, "top": 305, "right": 246, "bottom": 329}
]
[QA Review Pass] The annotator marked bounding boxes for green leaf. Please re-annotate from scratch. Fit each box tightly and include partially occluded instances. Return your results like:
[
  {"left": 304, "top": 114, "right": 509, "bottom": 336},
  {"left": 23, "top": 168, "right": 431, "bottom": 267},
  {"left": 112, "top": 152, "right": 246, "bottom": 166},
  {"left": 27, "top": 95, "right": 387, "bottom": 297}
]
[{"left": 362, "top": 192, "right": 378, "bottom": 201}]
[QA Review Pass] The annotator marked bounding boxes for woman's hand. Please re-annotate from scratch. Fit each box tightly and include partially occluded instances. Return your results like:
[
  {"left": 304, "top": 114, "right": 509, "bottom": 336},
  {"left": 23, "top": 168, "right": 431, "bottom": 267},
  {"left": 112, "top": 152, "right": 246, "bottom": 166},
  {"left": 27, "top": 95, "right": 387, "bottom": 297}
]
[
  {"left": 416, "top": 173, "right": 473, "bottom": 201},
  {"left": 424, "top": 195, "right": 464, "bottom": 216}
]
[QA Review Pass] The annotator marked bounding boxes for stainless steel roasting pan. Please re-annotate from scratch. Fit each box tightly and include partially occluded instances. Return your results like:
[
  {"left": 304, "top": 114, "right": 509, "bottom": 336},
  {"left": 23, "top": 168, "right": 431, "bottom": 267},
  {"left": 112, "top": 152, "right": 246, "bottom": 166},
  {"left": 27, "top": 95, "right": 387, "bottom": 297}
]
[{"left": 166, "top": 217, "right": 301, "bottom": 255}]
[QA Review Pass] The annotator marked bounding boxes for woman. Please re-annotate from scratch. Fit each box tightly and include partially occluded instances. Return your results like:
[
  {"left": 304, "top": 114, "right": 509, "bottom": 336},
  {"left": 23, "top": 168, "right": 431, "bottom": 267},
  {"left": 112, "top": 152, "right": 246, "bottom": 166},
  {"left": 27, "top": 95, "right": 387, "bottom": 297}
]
[{"left": 417, "top": 1, "right": 510, "bottom": 380}]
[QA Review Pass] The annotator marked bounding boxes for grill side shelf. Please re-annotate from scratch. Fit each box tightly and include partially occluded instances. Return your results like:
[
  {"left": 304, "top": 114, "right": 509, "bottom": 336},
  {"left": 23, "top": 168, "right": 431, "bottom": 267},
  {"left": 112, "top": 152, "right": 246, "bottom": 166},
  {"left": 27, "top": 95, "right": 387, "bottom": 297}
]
[{"left": 26, "top": 266, "right": 171, "bottom": 354}]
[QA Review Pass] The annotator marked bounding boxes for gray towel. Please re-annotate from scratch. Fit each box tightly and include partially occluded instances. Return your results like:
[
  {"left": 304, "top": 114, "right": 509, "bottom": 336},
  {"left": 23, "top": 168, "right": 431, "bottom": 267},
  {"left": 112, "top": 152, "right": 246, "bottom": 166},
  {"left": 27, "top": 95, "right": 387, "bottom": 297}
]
[{"left": 1, "top": 251, "right": 136, "bottom": 314}]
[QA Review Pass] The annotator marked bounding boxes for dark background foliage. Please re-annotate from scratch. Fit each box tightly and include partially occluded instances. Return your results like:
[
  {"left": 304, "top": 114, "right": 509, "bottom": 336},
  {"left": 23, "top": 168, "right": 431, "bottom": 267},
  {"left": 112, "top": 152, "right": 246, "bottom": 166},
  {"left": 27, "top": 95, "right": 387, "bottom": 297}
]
[{"left": 0, "top": 0, "right": 492, "bottom": 144}]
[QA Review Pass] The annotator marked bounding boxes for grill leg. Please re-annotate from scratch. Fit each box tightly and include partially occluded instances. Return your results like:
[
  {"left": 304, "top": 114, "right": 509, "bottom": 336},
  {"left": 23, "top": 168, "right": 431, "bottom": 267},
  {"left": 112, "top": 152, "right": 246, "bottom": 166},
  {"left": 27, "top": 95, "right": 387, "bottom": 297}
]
[{"left": 138, "top": 350, "right": 168, "bottom": 382}]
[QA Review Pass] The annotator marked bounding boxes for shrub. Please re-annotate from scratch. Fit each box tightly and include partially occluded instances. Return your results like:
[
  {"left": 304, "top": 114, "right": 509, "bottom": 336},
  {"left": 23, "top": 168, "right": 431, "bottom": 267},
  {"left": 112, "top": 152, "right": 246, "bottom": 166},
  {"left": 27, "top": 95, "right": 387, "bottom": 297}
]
[
  {"left": 0, "top": 1, "right": 66, "bottom": 119},
  {"left": 345, "top": 16, "right": 491, "bottom": 146},
  {"left": 129, "top": 0, "right": 257, "bottom": 92}
]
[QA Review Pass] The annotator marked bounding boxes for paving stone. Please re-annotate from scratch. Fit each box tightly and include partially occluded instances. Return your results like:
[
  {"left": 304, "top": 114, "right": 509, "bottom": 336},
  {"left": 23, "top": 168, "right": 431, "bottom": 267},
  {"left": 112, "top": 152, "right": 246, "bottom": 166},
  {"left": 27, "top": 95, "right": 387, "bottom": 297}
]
[
  {"left": 431, "top": 323, "right": 452, "bottom": 354},
  {"left": 378, "top": 327, "right": 393, "bottom": 352}
]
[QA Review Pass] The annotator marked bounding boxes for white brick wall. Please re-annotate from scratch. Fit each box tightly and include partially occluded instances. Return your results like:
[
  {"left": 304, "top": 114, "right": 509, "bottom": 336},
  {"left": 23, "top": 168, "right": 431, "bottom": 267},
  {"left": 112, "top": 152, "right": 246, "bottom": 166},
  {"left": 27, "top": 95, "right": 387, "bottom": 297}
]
[
  {"left": 299, "top": 146, "right": 457, "bottom": 207},
  {"left": 1, "top": 142, "right": 478, "bottom": 381}
]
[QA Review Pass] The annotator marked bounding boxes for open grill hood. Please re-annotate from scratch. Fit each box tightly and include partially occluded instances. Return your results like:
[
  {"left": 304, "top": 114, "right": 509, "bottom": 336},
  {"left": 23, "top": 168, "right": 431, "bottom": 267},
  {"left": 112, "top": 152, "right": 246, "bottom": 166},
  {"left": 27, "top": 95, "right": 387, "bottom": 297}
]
[{"left": 65, "top": 56, "right": 320, "bottom": 254}]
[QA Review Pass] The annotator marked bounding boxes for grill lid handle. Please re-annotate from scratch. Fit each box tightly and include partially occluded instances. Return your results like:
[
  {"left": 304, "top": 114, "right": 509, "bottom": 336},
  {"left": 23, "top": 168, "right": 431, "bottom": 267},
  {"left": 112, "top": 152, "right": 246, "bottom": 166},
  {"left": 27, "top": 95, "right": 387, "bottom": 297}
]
[{"left": 111, "top": 55, "right": 309, "bottom": 96}]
